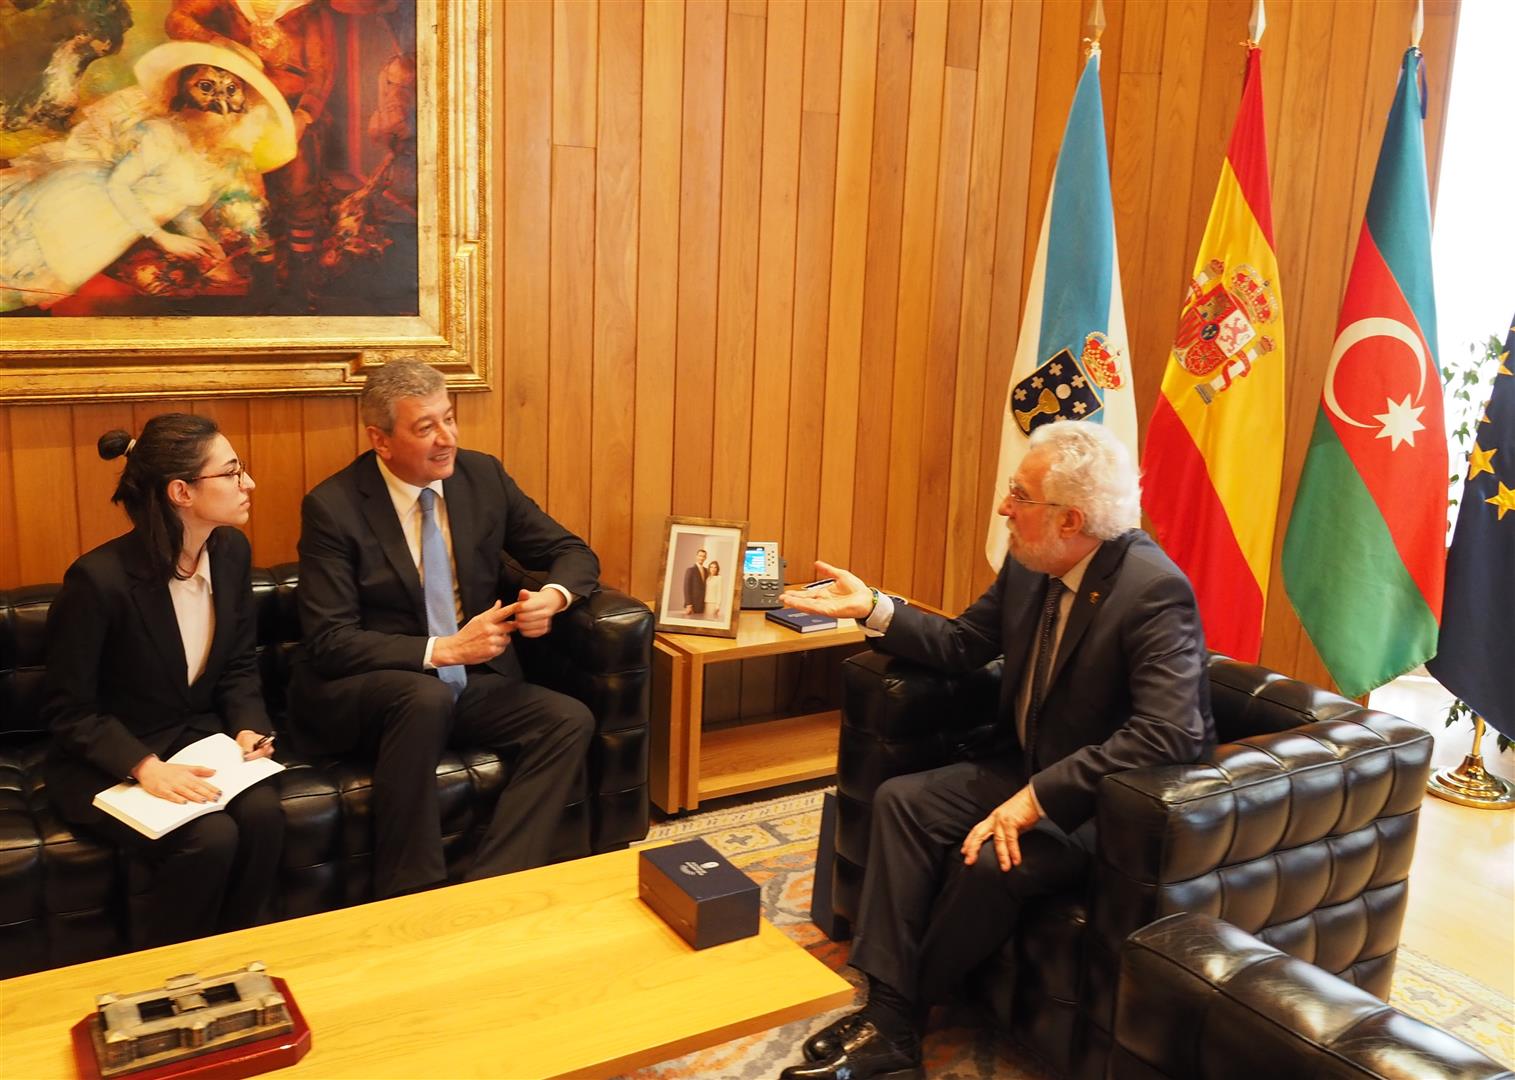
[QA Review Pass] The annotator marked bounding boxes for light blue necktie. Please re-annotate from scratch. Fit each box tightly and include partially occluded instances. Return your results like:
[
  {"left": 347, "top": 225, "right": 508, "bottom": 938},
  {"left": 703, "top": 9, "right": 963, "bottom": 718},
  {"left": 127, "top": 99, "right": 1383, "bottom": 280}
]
[{"left": 418, "top": 487, "right": 467, "bottom": 698}]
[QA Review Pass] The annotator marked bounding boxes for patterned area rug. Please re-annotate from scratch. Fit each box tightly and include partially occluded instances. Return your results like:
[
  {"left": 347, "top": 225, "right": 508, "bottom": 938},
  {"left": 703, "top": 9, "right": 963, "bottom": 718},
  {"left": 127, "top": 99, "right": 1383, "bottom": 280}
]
[{"left": 616, "top": 787, "right": 1514, "bottom": 1079}]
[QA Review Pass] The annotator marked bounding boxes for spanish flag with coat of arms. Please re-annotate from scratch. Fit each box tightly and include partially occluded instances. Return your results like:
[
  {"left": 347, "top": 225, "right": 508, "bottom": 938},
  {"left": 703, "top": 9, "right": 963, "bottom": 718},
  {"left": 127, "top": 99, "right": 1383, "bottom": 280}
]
[{"left": 1141, "top": 47, "right": 1284, "bottom": 663}]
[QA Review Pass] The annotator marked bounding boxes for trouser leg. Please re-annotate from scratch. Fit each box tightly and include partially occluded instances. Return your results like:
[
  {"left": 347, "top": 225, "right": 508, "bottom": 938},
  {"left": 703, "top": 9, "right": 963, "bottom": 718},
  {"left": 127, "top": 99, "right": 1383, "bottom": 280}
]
[
  {"left": 453, "top": 674, "right": 594, "bottom": 879},
  {"left": 916, "top": 815, "right": 1093, "bottom": 1004},
  {"left": 85, "top": 811, "right": 240, "bottom": 949},
  {"left": 848, "top": 758, "right": 1024, "bottom": 999},
  {"left": 218, "top": 780, "right": 287, "bottom": 931}
]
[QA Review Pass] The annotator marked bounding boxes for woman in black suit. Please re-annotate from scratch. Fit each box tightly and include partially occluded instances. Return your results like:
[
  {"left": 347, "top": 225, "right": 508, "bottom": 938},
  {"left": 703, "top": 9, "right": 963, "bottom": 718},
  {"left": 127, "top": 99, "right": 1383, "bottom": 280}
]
[{"left": 43, "top": 414, "right": 285, "bottom": 949}]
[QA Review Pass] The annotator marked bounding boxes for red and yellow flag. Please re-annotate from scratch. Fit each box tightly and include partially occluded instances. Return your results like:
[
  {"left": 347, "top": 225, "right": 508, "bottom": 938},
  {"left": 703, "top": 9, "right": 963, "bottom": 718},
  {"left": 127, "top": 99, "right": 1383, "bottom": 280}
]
[{"left": 1141, "top": 48, "right": 1284, "bottom": 662}]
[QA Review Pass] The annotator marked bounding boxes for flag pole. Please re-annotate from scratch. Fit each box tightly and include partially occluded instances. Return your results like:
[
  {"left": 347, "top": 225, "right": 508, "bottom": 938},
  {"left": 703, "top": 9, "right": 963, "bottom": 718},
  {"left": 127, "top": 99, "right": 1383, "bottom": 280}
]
[
  {"left": 1086, "top": 0, "right": 1105, "bottom": 57},
  {"left": 1248, "top": 0, "right": 1266, "bottom": 46},
  {"left": 1411, "top": 0, "right": 1424, "bottom": 48},
  {"left": 1427, "top": 715, "right": 1515, "bottom": 809}
]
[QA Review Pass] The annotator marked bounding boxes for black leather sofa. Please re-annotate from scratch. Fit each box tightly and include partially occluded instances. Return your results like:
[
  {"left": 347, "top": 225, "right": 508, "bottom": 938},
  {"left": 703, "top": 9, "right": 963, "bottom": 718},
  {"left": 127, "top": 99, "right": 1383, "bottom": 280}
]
[
  {"left": 1112, "top": 912, "right": 1513, "bottom": 1080},
  {"left": 820, "top": 650, "right": 1436, "bottom": 1080},
  {"left": 0, "top": 560, "right": 653, "bottom": 978}
]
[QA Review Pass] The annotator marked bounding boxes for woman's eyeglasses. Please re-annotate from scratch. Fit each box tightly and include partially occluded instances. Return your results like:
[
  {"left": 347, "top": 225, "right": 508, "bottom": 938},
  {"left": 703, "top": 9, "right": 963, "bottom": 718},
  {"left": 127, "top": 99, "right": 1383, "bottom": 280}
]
[{"left": 188, "top": 461, "right": 250, "bottom": 489}]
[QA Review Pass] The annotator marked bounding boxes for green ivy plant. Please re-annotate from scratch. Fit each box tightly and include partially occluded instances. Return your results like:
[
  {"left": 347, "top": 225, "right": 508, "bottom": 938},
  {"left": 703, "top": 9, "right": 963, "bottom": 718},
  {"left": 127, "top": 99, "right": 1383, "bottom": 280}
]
[{"left": 1440, "top": 332, "right": 1511, "bottom": 753}]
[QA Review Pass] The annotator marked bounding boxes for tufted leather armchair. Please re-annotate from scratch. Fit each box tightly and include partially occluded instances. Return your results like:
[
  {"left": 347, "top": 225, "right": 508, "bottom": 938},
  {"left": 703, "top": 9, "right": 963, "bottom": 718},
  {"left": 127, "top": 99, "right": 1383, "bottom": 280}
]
[
  {"left": 820, "top": 651, "right": 1435, "bottom": 1080},
  {"left": 0, "top": 559, "right": 652, "bottom": 978},
  {"left": 1112, "top": 912, "right": 1512, "bottom": 1080}
]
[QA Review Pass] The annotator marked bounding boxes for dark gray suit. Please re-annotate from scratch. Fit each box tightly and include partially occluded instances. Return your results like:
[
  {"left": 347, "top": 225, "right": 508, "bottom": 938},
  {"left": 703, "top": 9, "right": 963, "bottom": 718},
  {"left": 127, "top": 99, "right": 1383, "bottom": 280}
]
[
  {"left": 289, "top": 449, "right": 600, "bottom": 897},
  {"left": 850, "top": 529, "right": 1213, "bottom": 1002}
]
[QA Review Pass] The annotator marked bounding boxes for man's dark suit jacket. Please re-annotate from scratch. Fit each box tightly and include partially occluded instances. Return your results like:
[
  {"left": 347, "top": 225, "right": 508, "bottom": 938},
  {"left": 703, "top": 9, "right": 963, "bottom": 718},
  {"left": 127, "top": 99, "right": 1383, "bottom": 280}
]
[
  {"left": 291, "top": 449, "right": 599, "bottom": 754},
  {"left": 683, "top": 563, "right": 704, "bottom": 611},
  {"left": 42, "top": 527, "right": 272, "bottom": 824},
  {"left": 878, "top": 529, "right": 1213, "bottom": 833}
]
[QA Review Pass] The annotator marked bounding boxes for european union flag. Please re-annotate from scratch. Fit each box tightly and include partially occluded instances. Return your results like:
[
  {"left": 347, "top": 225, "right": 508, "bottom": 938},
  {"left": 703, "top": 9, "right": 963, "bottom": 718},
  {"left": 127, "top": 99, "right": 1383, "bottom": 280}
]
[{"left": 1427, "top": 315, "right": 1515, "bottom": 740}]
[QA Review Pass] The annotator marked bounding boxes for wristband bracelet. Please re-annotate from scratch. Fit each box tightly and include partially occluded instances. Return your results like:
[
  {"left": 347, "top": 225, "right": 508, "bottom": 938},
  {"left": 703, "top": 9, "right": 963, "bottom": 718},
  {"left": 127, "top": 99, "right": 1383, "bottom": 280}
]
[{"left": 867, "top": 587, "right": 880, "bottom": 619}]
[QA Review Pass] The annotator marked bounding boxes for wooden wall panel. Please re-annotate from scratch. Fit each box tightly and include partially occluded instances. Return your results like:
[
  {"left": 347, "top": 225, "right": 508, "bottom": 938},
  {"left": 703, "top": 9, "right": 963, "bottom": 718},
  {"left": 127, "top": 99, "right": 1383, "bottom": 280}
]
[
  {"left": 711, "top": 8, "right": 766, "bottom": 522},
  {"left": 630, "top": 0, "right": 684, "bottom": 601},
  {"left": 591, "top": 0, "right": 643, "bottom": 592},
  {"left": 746, "top": 0, "right": 805, "bottom": 550},
  {"left": 0, "top": 0, "right": 1465, "bottom": 699},
  {"left": 848, "top": 0, "right": 915, "bottom": 587},
  {"left": 816, "top": 0, "right": 879, "bottom": 560},
  {"left": 502, "top": 0, "right": 553, "bottom": 501},
  {"left": 672, "top": 0, "right": 727, "bottom": 517},
  {"left": 881, "top": 0, "right": 949, "bottom": 599}
]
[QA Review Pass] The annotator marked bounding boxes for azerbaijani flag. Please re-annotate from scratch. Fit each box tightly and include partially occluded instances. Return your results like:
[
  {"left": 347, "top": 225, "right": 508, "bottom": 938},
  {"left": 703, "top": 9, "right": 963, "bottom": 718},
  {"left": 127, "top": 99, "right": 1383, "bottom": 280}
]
[
  {"left": 1142, "top": 48, "right": 1283, "bottom": 663},
  {"left": 986, "top": 49, "right": 1136, "bottom": 570},
  {"left": 1282, "top": 47, "right": 1447, "bottom": 698}
]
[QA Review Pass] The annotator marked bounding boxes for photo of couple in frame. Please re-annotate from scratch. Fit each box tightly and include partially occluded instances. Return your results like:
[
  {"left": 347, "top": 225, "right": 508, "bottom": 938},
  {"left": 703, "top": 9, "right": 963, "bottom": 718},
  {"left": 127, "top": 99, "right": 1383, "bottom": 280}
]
[{"left": 654, "top": 516, "right": 747, "bottom": 638}]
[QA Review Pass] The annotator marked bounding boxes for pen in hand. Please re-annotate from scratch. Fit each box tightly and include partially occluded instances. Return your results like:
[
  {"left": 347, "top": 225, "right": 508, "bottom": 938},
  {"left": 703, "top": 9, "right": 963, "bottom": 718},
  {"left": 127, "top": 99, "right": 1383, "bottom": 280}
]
[{"left": 245, "top": 733, "right": 274, "bottom": 759}]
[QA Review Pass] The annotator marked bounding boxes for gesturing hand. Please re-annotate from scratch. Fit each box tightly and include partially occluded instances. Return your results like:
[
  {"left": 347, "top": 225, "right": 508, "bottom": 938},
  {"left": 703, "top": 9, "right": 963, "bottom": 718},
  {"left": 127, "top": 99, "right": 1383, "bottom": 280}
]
[
  {"left": 512, "top": 587, "right": 566, "bottom": 638},
  {"left": 961, "top": 786, "right": 1044, "bottom": 871},
  {"left": 779, "top": 560, "right": 873, "bottom": 619},
  {"left": 133, "top": 756, "right": 220, "bottom": 805},
  {"left": 434, "top": 600, "right": 517, "bottom": 666}
]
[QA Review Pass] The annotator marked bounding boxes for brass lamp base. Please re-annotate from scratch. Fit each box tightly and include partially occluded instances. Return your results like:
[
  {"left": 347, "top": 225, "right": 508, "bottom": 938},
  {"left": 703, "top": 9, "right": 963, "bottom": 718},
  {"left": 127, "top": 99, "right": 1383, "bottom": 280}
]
[{"left": 1427, "top": 755, "right": 1515, "bottom": 810}]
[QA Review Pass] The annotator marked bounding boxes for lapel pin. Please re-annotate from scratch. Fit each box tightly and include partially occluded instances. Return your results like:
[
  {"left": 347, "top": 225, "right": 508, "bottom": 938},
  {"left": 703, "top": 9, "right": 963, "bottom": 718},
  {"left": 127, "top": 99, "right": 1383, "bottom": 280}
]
[{"left": 1088, "top": 591, "right": 1100, "bottom": 604}]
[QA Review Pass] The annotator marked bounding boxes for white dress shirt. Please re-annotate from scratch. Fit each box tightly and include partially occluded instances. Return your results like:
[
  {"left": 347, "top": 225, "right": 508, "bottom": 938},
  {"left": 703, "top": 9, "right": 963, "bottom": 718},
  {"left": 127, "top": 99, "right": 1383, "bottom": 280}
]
[
  {"left": 167, "top": 545, "right": 214, "bottom": 684},
  {"left": 374, "top": 457, "right": 573, "bottom": 668}
]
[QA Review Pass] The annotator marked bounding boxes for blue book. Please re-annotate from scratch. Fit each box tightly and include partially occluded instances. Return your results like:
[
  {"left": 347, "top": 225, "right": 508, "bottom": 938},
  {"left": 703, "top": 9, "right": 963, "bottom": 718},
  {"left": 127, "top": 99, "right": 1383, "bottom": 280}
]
[{"left": 765, "top": 608, "right": 838, "bottom": 634}]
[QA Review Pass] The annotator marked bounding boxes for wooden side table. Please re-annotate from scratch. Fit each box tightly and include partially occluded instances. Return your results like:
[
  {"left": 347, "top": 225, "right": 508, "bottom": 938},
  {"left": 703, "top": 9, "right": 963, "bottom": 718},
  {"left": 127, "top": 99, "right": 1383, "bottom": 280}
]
[{"left": 650, "top": 611, "right": 868, "bottom": 812}]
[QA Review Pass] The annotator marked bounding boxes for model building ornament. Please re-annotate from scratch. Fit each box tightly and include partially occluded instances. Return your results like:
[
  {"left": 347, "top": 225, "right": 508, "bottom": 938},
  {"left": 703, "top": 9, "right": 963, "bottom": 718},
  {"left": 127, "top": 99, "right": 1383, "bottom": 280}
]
[{"left": 87, "top": 962, "right": 293, "bottom": 1077}]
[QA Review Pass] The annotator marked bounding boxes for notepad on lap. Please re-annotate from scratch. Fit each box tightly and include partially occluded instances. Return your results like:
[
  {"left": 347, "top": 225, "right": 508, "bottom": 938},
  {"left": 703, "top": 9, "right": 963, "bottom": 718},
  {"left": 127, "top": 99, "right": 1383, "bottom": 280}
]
[{"left": 92, "top": 733, "right": 284, "bottom": 840}]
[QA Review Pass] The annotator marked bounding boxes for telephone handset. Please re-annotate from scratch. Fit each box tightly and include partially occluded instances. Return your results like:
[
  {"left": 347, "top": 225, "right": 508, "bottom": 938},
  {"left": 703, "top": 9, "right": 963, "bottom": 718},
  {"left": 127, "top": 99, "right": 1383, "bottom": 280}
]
[{"left": 741, "top": 541, "right": 787, "bottom": 610}]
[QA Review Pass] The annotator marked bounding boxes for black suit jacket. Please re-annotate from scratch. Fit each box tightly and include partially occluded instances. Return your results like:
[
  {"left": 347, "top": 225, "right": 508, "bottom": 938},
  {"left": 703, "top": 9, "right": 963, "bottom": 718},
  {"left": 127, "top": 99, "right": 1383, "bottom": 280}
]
[
  {"left": 42, "top": 527, "right": 271, "bottom": 824},
  {"left": 683, "top": 564, "right": 705, "bottom": 611},
  {"left": 291, "top": 449, "right": 599, "bottom": 751},
  {"left": 878, "top": 529, "right": 1213, "bottom": 833}
]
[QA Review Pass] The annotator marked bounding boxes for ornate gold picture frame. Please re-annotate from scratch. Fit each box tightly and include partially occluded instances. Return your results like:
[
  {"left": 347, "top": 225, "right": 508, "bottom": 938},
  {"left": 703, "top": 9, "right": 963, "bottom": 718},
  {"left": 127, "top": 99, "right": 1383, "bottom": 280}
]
[{"left": 0, "top": 0, "right": 488, "bottom": 403}]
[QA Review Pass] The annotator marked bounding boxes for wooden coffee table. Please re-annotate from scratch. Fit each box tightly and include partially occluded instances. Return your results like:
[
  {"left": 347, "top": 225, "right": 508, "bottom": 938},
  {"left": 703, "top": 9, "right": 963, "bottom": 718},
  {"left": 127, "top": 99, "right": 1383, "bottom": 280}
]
[{"left": 0, "top": 848, "right": 852, "bottom": 1078}]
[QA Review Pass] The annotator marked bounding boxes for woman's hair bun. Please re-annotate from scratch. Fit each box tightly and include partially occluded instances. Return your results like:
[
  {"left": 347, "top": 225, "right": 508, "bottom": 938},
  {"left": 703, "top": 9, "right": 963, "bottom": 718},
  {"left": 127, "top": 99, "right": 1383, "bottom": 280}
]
[{"left": 98, "top": 429, "right": 134, "bottom": 461}]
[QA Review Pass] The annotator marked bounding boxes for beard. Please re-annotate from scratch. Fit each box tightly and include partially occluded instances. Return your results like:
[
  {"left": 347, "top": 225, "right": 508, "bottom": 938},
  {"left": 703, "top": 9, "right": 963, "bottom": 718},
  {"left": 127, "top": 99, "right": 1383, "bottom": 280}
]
[{"left": 1006, "top": 527, "right": 1065, "bottom": 575}]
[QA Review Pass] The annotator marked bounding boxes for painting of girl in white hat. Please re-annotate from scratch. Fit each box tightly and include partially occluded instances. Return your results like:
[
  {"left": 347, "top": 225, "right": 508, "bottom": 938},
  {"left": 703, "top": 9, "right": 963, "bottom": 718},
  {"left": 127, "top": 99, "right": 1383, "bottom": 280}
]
[{"left": 0, "top": 40, "right": 296, "bottom": 313}]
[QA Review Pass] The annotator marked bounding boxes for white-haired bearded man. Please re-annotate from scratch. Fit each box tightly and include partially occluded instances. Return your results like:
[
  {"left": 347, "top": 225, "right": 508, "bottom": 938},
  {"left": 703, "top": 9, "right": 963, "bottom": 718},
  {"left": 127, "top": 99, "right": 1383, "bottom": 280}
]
[{"left": 778, "top": 419, "right": 1214, "bottom": 1080}]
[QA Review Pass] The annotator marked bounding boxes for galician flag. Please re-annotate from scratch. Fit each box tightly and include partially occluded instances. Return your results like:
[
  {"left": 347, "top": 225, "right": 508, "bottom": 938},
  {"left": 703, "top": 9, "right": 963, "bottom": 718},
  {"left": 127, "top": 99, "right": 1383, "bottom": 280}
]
[
  {"left": 1282, "top": 47, "right": 1447, "bottom": 698},
  {"left": 1428, "top": 318, "right": 1515, "bottom": 740},
  {"left": 985, "top": 47, "right": 1136, "bottom": 569},
  {"left": 1142, "top": 47, "right": 1284, "bottom": 663}
]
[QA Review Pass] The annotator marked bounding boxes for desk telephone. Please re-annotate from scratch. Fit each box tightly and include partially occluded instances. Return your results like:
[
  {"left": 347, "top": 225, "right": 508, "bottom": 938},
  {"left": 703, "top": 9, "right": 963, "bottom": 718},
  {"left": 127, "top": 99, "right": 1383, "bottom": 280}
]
[{"left": 741, "top": 542, "right": 787, "bottom": 610}]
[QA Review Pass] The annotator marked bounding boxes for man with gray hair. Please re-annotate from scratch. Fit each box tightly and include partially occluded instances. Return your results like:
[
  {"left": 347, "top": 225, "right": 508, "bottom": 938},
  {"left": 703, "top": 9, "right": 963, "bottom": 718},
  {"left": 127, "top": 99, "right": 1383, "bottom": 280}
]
[
  {"left": 776, "top": 419, "right": 1213, "bottom": 1080},
  {"left": 290, "top": 359, "right": 598, "bottom": 900}
]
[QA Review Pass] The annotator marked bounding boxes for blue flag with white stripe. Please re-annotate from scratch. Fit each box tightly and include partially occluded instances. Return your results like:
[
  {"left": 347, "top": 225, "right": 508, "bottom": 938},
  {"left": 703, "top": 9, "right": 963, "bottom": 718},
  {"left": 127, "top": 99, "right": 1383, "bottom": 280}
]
[{"left": 987, "top": 50, "right": 1137, "bottom": 569}]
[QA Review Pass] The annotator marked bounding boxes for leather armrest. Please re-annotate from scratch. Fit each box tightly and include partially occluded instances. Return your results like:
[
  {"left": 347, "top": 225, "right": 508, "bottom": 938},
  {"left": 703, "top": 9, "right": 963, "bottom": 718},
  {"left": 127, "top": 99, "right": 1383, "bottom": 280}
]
[
  {"left": 841, "top": 650, "right": 1002, "bottom": 743},
  {"left": 1096, "top": 710, "right": 1433, "bottom": 885},
  {"left": 1111, "top": 912, "right": 1512, "bottom": 1080}
]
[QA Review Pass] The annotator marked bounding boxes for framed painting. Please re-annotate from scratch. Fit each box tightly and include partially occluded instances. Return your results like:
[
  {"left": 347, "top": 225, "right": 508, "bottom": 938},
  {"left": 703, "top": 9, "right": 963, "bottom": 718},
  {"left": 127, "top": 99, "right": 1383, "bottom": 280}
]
[
  {"left": 0, "top": 0, "right": 488, "bottom": 402},
  {"left": 654, "top": 516, "right": 748, "bottom": 639}
]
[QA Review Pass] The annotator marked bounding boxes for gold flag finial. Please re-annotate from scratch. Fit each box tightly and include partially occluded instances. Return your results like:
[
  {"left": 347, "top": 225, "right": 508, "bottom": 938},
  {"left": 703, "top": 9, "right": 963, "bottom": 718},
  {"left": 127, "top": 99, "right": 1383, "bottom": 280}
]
[
  {"left": 1085, "top": 0, "right": 1106, "bottom": 56},
  {"left": 1249, "top": 0, "right": 1267, "bottom": 46}
]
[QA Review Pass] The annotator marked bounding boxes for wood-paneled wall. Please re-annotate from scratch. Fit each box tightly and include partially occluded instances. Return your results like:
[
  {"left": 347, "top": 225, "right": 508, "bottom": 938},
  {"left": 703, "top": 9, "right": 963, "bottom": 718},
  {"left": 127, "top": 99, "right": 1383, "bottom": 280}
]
[{"left": 0, "top": 0, "right": 1460, "bottom": 693}]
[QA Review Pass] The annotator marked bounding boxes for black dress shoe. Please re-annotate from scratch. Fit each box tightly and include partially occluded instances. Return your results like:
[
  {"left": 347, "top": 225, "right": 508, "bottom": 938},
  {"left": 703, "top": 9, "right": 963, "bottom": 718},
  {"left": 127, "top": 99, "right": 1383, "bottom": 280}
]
[
  {"left": 802, "top": 1011, "right": 866, "bottom": 1062},
  {"left": 778, "top": 1019, "right": 923, "bottom": 1080}
]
